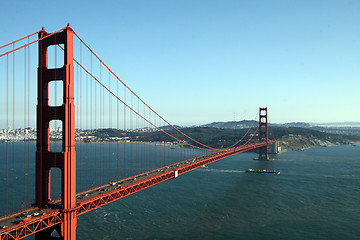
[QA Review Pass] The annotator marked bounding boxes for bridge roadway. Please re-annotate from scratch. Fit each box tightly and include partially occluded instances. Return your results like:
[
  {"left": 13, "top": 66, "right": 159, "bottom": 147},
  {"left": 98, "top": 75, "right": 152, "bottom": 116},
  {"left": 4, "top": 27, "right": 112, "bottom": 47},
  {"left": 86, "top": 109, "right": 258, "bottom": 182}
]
[{"left": 0, "top": 141, "right": 273, "bottom": 240}]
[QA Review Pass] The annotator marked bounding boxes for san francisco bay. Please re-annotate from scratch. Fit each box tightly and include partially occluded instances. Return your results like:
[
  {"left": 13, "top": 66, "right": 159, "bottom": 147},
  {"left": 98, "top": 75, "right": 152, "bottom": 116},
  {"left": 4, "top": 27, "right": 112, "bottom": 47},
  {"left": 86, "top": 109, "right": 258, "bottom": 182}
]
[
  {"left": 1, "top": 143, "right": 359, "bottom": 239},
  {"left": 76, "top": 143, "right": 360, "bottom": 239}
]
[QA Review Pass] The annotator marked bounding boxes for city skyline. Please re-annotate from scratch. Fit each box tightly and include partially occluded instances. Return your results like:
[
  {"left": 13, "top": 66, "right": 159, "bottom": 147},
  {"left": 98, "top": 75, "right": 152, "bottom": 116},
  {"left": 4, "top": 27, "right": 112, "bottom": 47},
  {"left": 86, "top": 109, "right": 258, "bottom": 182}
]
[{"left": 1, "top": 0, "right": 359, "bottom": 126}]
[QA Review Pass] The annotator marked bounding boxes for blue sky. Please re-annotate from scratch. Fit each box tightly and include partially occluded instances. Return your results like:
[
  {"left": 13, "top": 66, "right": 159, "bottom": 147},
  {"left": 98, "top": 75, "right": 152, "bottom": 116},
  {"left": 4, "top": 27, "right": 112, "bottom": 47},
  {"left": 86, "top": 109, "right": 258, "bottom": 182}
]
[{"left": 1, "top": 0, "right": 360, "bottom": 126}]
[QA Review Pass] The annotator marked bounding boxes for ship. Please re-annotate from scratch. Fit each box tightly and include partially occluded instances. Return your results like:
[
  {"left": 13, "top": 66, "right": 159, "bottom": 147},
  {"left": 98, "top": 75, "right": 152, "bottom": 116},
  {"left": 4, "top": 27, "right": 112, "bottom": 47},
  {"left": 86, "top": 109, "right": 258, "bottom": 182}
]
[{"left": 246, "top": 168, "right": 280, "bottom": 174}]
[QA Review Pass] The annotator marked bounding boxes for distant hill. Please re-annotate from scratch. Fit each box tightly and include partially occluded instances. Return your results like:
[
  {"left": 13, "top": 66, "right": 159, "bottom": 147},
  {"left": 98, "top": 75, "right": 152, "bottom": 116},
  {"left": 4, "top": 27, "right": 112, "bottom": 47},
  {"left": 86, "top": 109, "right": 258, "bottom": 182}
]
[
  {"left": 159, "top": 125, "right": 182, "bottom": 130},
  {"left": 201, "top": 120, "right": 258, "bottom": 129},
  {"left": 281, "top": 122, "right": 312, "bottom": 128},
  {"left": 270, "top": 126, "right": 360, "bottom": 152},
  {"left": 200, "top": 121, "right": 360, "bottom": 137},
  {"left": 201, "top": 121, "right": 360, "bottom": 129},
  {"left": 79, "top": 124, "right": 360, "bottom": 152},
  {"left": 201, "top": 120, "right": 314, "bottom": 129},
  {"left": 310, "top": 122, "right": 360, "bottom": 127}
]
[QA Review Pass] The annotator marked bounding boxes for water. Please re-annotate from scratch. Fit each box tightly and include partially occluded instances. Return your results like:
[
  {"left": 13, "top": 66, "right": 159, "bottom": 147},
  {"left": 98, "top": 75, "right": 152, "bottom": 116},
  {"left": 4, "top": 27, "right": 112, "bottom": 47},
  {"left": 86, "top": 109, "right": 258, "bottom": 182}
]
[
  {"left": 0, "top": 142, "right": 203, "bottom": 208},
  {"left": 76, "top": 144, "right": 360, "bottom": 240},
  {"left": 1, "top": 143, "right": 360, "bottom": 239}
]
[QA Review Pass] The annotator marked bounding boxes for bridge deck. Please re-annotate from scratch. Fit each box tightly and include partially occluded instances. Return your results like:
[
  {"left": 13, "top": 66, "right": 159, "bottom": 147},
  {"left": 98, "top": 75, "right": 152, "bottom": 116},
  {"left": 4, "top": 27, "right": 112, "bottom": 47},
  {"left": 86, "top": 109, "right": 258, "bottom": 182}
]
[{"left": 0, "top": 142, "right": 274, "bottom": 240}]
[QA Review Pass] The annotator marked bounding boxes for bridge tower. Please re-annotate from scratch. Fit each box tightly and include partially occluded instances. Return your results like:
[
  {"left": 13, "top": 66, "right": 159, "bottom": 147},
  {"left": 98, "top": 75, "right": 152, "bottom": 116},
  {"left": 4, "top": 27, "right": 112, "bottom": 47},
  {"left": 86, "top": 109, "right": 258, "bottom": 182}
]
[
  {"left": 35, "top": 25, "right": 77, "bottom": 239},
  {"left": 258, "top": 107, "right": 269, "bottom": 160}
]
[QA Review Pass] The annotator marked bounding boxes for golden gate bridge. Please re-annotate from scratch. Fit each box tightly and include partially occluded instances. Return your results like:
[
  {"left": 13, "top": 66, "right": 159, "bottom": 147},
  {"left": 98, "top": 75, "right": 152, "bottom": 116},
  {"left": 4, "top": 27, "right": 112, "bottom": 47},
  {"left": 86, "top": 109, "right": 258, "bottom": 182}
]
[{"left": 0, "top": 25, "right": 275, "bottom": 240}]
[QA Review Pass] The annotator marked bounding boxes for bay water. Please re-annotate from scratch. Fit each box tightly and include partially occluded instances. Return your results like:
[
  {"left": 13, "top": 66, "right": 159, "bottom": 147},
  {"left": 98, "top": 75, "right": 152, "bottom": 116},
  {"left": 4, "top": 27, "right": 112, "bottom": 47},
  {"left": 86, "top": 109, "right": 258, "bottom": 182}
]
[
  {"left": 77, "top": 144, "right": 360, "bottom": 240},
  {"left": 1, "top": 143, "right": 359, "bottom": 239}
]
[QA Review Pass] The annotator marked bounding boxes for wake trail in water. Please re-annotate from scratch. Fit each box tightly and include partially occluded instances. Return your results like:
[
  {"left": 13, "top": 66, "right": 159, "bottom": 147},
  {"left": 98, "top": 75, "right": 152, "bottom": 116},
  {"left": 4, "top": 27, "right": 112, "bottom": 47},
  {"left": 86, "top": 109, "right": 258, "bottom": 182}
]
[{"left": 197, "top": 168, "right": 245, "bottom": 174}]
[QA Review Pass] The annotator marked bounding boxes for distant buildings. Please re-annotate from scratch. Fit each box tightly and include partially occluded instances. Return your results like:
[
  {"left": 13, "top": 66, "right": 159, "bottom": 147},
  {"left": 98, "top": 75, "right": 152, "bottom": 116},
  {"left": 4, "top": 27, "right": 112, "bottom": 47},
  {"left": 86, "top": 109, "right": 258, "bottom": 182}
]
[
  {"left": 0, "top": 127, "right": 163, "bottom": 143},
  {"left": 0, "top": 127, "right": 37, "bottom": 142}
]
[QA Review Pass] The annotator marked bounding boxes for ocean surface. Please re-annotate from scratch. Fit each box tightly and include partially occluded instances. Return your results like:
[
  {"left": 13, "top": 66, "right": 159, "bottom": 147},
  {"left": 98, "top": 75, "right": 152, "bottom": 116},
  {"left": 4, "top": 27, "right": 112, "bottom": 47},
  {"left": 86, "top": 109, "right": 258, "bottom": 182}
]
[{"left": 1, "top": 143, "right": 360, "bottom": 239}]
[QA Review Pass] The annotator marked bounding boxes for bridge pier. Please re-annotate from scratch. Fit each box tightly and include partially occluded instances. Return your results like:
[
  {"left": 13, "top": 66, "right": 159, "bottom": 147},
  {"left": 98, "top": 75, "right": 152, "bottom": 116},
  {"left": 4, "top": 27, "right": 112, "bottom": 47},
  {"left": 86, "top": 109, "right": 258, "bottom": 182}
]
[{"left": 36, "top": 25, "right": 77, "bottom": 239}]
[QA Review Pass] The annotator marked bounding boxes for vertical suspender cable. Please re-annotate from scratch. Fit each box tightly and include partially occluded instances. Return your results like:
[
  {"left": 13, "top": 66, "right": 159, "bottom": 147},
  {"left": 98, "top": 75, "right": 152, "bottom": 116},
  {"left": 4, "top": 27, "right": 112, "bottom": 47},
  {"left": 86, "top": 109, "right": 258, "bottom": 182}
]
[
  {"left": 162, "top": 120, "right": 164, "bottom": 165},
  {"left": 99, "top": 63, "right": 102, "bottom": 183},
  {"left": 103, "top": 64, "right": 105, "bottom": 181},
  {"left": 109, "top": 70, "right": 111, "bottom": 182},
  {"left": 144, "top": 107, "right": 147, "bottom": 171},
  {"left": 93, "top": 54, "right": 97, "bottom": 188},
  {"left": 6, "top": 54, "right": 9, "bottom": 215},
  {"left": 159, "top": 119, "right": 162, "bottom": 167},
  {"left": 12, "top": 43, "right": 15, "bottom": 212},
  {"left": 27, "top": 37, "right": 30, "bottom": 206},
  {"left": 23, "top": 45, "right": 27, "bottom": 209},
  {"left": 163, "top": 120, "right": 166, "bottom": 166},
  {"left": 158, "top": 116, "right": 160, "bottom": 167},
  {"left": 162, "top": 119, "right": 164, "bottom": 166},
  {"left": 144, "top": 106, "right": 147, "bottom": 171},
  {"left": 135, "top": 96, "right": 137, "bottom": 174},
  {"left": 149, "top": 108, "right": 151, "bottom": 170},
  {"left": 167, "top": 126, "right": 170, "bottom": 166},
  {"left": 79, "top": 42, "right": 82, "bottom": 191},
  {"left": 183, "top": 132, "right": 185, "bottom": 162},
  {"left": 116, "top": 72, "right": 119, "bottom": 180},
  {"left": 137, "top": 97, "right": 139, "bottom": 173},
  {"left": 159, "top": 117, "right": 162, "bottom": 167},
  {"left": 153, "top": 112, "right": 156, "bottom": 168},
  {"left": 103, "top": 67, "right": 105, "bottom": 181},
  {"left": 164, "top": 120, "right": 167, "bottom": 166},
  {"left": 124, "top": 86, "right": 126, "bottom": 178},
  {"left": 143, "top": 103, "right": 145, "bottom": 172},
  {"left": 158, "top": 116, "right": 160, "bottom": 168},
  {"left": 130, "top": 94, "right": 133, "bottom": 175},
  {"left": 100, "top": 62, "right": 102, "bottom": 184},
  {"left": 86, "top": 73, "right": 89, "bottom": 189},
  {"left": 90, "top": 53, "right": 93, "bottom": 189},
  {"left": 76, "top": 45, "right": 79, "bottom": 190}
]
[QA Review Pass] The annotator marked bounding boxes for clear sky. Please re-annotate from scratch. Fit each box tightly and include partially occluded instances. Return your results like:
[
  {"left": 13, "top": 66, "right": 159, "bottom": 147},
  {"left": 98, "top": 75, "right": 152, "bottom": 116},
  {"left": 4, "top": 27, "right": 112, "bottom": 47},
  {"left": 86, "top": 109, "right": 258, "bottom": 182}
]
[{"left": 1, "top": 0, "right": 359, "bottom": 126}]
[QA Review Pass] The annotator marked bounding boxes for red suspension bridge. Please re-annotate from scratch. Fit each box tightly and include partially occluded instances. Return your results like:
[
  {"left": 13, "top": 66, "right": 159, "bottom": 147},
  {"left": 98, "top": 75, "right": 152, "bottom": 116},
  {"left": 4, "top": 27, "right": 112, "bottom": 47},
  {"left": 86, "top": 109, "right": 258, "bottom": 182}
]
[{"left": 0, "top": 25, "right": 276, "bottom": 240}]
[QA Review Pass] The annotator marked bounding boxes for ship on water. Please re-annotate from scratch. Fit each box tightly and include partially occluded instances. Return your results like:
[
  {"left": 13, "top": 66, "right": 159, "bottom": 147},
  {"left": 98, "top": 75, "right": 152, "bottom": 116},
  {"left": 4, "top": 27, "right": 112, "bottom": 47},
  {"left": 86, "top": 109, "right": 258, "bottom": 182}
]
[{"left": 246, "top": 168, "right": 280, "bottom": 174}]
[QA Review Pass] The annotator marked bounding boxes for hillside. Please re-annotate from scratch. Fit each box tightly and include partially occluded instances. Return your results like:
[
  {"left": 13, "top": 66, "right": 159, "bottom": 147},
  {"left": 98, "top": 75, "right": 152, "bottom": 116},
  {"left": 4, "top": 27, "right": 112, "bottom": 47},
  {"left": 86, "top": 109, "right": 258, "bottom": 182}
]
[
  {"left": 201, "top": 121, "right": 360, "bottom": 137},
  {"left": 270, "top": 127, "right": 360, "bottom": 152},
  {"left": 201, "top": 120, "right": 257, "bottom": 129},
  {"left": 85, "top": 126, "right": 360, "bottom": 152}
]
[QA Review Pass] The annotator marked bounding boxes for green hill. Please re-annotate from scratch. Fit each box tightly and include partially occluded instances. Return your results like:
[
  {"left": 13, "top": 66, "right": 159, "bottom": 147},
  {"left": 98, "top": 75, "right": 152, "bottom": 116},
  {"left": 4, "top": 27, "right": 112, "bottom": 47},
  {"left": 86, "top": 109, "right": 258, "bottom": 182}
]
[{"left": 86, "top": 126, "right": 360, "bottom": 151}]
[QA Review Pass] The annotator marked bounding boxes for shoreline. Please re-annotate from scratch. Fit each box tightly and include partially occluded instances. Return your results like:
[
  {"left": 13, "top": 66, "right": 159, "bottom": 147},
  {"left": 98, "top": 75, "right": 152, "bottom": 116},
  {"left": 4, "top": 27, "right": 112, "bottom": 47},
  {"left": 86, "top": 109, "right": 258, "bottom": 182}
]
[
  {"left": 1, "top": 140, "right": 359, "bottom": 152},
  {"left": 0, "top": 140, "right": 182, "bottom": 147}
]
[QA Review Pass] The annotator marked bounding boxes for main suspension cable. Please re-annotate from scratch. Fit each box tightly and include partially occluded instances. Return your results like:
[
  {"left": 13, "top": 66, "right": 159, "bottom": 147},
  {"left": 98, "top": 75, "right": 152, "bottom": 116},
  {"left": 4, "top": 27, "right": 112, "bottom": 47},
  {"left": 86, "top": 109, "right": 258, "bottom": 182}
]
[
  {"left": 72, "top": 31, "right": 221, "bottom": 151},
  {"left": 0, "top": 27, "right": 67, "bottom": 58},
  {"left": 222, "top": 115, "right": 258, "bottom": 150},
  {"left": 62, "top": 27, "right": 260, "bottom": 152},
  {"left": 67, "top": 52, "right": 213, "bottom": 151},
  {"left": 0, "top": 30, "right": 41, "bottom": 49}
]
